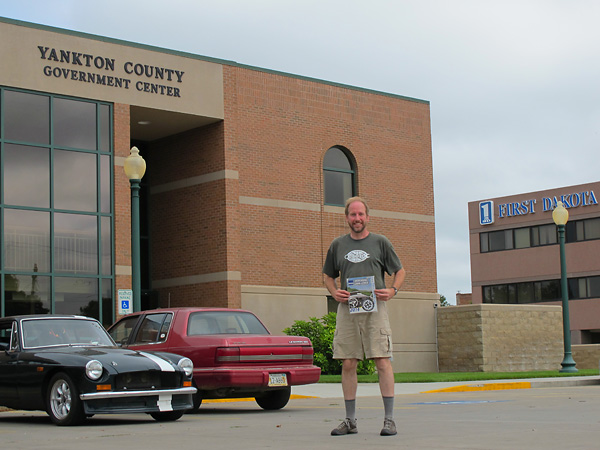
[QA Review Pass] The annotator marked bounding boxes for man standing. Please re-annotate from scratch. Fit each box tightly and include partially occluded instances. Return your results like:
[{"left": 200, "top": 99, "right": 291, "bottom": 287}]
[{"left": 323, "top": 197, "right": 405, "bottom": 437}]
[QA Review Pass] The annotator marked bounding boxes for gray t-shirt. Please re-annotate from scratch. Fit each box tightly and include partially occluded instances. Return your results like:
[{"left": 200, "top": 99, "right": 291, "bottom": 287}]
[{"left": 322, "top": 233, "right": 403, "bottom": 290}]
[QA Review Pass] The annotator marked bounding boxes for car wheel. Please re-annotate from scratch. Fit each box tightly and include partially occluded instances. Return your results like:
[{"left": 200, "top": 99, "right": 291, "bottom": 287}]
[
  {"left": 150, "top": 410, "right": 186, "bottom": 422},
  {"left": 255, "top": 387, "right": 291, "bottom": 410},
  {"left": 46, "top": 373, "right": 86, "bottom": 426}
]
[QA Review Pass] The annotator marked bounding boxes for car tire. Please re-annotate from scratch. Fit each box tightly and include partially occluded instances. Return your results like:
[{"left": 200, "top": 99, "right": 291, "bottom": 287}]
[
  {"left": 188, "top": 390, "right": 203, "bottom": 413},
  {"left": 46, "top": 373, "right": 86, "bottom": 426},
  {"left": 255, "top": 387, "right": 291, "bottom": 410},
  {"left": 150, "top": 410, "right": 186, "bottom": 422}
]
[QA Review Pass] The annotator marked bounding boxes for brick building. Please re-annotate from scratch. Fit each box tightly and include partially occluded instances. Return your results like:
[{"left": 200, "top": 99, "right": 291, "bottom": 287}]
[
  {"left": 469, "top": 181, "right": 600, "bottom": 344},
  {"left": 0, "top": 17, "right": 439, "bottom": 371}
]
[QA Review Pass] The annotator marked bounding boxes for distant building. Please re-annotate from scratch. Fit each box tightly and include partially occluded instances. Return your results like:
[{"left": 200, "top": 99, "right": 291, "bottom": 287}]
[{"left": 468, "top": 181, "right": 600, "bottom": 344}]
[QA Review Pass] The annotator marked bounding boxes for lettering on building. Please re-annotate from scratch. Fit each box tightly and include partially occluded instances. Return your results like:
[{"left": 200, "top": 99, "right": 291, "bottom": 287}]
[
  {"left": 37, "top": 45, "right": 185, "bottom": 98},
  {"left": 480, "top": 190, "right": 598, "bottom": 225}
]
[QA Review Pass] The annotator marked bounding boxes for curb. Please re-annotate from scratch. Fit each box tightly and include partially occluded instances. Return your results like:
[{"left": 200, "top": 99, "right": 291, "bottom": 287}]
[{"left": 421, "top": 377, "right": 600, "bottom": 394}]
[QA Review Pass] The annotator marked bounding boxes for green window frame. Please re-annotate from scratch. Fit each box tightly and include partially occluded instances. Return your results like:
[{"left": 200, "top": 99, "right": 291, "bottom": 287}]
[{"left": 0, "top": 87, "right": 114, "bottom": 326}]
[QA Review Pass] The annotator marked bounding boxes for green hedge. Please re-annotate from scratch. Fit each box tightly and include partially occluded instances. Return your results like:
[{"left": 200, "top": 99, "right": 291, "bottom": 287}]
[{"left": 283, "top": 312, "right": 375, "bottom": 375}]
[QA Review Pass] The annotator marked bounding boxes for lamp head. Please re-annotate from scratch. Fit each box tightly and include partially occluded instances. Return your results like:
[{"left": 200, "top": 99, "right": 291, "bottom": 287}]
[
  {"left": 552, "top": 200, "right": 569, "bottom": 226},
  {"left": 124, "top": 146, "right": 146, "bottom": 180}
]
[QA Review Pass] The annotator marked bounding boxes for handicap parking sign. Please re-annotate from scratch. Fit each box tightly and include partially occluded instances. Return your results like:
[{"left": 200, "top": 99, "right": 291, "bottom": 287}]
[{"left": 118, "top": 289, "right": 133, "bottom": 315}]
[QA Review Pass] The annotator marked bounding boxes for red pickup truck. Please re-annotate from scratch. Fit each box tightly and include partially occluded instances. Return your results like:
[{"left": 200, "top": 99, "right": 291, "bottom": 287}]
[{"left": 108, "top": 307, "right": 321, "bottom": 411}]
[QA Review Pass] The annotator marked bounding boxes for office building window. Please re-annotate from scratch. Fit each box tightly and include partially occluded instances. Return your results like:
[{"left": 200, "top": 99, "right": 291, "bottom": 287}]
[
  {"left": 323, "top": 146, "right": 355, "bottom": 206},
  {"left": 1, "top": 88, "right": 114, "bottom": 326}
]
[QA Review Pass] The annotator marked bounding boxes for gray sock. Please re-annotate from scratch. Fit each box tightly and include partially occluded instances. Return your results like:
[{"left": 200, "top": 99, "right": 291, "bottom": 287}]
[
  {"left": 382, "top": 396, "right": 394, "bottom": 419},
  {"left": 345, "top": 399, "right": 356, "bottom": 421}
]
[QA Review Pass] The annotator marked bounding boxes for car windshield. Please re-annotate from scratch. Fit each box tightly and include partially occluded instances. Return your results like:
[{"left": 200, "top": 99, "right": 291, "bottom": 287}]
[
  {"left": 187, "top": 311, "right": 269, "bottom": 335},
  {"left": 22, "top": 318, "right": 115, "bottom": 348}
]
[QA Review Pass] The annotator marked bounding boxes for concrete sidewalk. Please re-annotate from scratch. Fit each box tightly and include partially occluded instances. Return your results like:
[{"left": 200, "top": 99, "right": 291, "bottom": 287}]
[{"left": 291, "top": 375, "right": 600, "bottom": 398}]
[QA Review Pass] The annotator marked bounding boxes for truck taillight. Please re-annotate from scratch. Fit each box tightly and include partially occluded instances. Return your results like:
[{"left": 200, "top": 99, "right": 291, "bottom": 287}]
[{"left": 216, "top": 347, "right": 240, "bottom": 363}]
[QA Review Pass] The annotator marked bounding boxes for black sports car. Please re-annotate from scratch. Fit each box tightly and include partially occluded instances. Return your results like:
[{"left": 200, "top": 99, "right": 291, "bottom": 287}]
[{"left": 0, "top": 314, "right": 196, "bottom": 426}]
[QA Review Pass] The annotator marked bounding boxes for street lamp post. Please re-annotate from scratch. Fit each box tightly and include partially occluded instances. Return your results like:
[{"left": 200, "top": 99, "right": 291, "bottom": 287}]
[
  {"left": 552, "top": 201, "right": 577, "bottom": 373},
  {"left": 123, "top": 146, "right": 146, "bottom": 312}
]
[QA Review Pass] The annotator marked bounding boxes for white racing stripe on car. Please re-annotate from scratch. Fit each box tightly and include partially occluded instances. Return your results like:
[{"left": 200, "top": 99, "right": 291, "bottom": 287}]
[{"left": 139, "top": 351, "right": 176, "bottom": 372}]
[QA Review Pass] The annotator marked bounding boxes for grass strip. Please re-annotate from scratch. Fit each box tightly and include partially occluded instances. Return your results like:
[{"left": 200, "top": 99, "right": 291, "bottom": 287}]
[{"left": 318, "top": 369, "right": 599, "bottom": 384}]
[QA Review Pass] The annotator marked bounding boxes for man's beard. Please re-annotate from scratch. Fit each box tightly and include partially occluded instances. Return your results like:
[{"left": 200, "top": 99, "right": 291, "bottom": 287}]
[{"left": 350, "top": 221, "right": 365, "bottom": 233}]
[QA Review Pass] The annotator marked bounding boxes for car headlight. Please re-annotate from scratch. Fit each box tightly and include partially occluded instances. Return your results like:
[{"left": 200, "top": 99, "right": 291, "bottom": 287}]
[
  {"left": 177, "top": 357, "right": 193, "bottom": 377},
  {"left": 86, "top": 360, "right": 103, "bottom": 380}
]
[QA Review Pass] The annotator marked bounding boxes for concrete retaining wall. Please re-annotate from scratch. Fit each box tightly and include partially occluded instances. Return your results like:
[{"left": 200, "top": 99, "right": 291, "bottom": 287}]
[
  {"left": 437, "top": 304, "right": 564, "bottom": 372},
  {"left": 572, "top": 344, "right": 600, "bottom": 370}
]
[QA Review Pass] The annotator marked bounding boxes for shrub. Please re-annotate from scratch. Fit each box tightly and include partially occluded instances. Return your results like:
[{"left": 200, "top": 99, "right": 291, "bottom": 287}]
[{"left": 283, "top": 312, "right": 375, "bottom": 375}]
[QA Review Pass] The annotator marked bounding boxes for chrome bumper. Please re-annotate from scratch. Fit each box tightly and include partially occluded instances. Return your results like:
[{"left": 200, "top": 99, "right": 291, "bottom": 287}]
[{"left": 80, "top": 386, "right": 197, "bottom": 401}]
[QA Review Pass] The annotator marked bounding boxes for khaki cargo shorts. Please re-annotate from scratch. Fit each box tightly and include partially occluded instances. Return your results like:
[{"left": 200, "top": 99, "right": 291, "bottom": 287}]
[{"left": 332, "top": 300, "right": 392, "bottom": 360}]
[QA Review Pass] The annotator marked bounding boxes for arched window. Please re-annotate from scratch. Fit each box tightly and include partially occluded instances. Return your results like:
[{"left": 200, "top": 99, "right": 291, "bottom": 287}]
[{"left": 323, "top": 146, "right": 355, "bottom": 206}]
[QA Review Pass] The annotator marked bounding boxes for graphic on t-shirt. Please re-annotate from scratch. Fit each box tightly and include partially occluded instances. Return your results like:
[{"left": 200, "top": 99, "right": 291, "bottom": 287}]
[
  {"left": 345, "top": 250, "right": 370, "bottom": 263},
  {"left": 347, "top": 276, "right": 377, "bottom": 314}
]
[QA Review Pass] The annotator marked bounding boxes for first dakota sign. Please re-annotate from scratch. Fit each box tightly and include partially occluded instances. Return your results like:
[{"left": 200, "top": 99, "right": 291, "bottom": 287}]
[{"left": 479, "top": 190, "right": 598, "bottom": 225}]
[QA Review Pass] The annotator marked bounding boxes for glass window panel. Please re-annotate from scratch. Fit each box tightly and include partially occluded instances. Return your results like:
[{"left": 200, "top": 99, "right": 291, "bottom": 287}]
[
  {"left": 53, "top": 98, "right": 96, "bottom": 150},
  {"left": 588, "top": 277, "right": 600, "bottom": 298},
  {"left": 100, "top": 155, "right": 111, "bottom": 213},
  {"left": 579, "top": 278, "right": 588, "bottom": 298},
  {"left": 488, "top": 230, "right": 506, "bottom": 251},
  {"left": 540, "top": 280, "right": 560, "bottom": 301},
  {"left": 3, "top": 209, "right": 50, "bottom": 272},
  {"left": 323, "top": 147, "right": 351, "bottom": 170},
  {"left": 54, "top": 150, "right": 97, "bottom": 211},
  {"left": 483, "top": 286, "right": 491, "bottom": 303},
  {"left": 324, "top": 171, "right": 353, "bottom": 206},
  {"left": 514, "top": 228, "right": 531, "bottom": 249},
  {"left": 538, "top": 224, "right": 557, "bottom": 245},
  {"left": 568, "top": 278, "right": 581, "bottom": 299},
  {"left": 4, "top": 90, "right": 50, "bottom": 144},
  {"left": 4, "top": 274, "right": 50, "bottom": 316},
  {"left": 504, "top": 230, "right": 513, "bottom": 249},
  {"left": 584, "top": 218, "right": 600, "bottom": 240},
  {"left": 507, "top": 284, "right": 517, "bottom": 303},
  {"left": 517, "top": 283, "right": 534, "bottom": 304},
  {"left": 3, "top": 144, "right": 50, "bottom": 207},
  {"left": 565, "top": 222, "right": 577, "bottom": 243},
  {"left": 54, "top": 213, "right": 98, "bottom": 274},
  {"left": 576, "top": 221, "right": 585, "bottom": 241},
  {"left": 134, "top": 313, "right": 169, "bottom": 344},
  {"left": 101, "top": 216, "right": 112, "bottom": 276},
  {"left": 531, "top": 226, "right": 540, "bottom": 247},
  {"left": 54, "top": 277, "right": 98, "bottom": 318},
  {"left": 99, "top": 104, "right": 110, "bottom": 152},
  {"left": 491, "top": 285, "right": 508, "bottom": 303},
  {"left": 480, "top": 233, "right": 489, "bottom": 253},
  {"left": 52, "top": 98, "right": 96, "bottom": 150},
  {"left": 101, "top": 279, "right": 113, "bottom": 328}
]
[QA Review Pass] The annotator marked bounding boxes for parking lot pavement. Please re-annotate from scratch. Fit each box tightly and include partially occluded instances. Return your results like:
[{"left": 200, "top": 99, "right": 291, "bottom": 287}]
[{"left": 1, "top": 378, "right": 600, "bottom": 450}]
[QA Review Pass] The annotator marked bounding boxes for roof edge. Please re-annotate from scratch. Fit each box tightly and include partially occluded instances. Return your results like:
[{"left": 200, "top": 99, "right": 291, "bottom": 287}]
[{"left": 1, "top": 16, "right": 430, "bottom": 105}]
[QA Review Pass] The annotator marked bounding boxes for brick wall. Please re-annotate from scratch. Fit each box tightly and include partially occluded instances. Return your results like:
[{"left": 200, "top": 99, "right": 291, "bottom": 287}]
[
  {"left": 224, "top": 66, "right": 436, "bottom": 295},
  {"left": 116, "top": 64, "right": 437, "bottom": 313},
  {"left": 113, "top": 103, "right": 132, "bottom": 312},
  {"left": 437, "top": 304, "right": 564, "bottom": 372}
]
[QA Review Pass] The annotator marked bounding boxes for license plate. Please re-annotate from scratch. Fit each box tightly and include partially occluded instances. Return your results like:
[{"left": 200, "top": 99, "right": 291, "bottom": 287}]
[{"left": 268, "top": 373, "right": 288, "bottom": 386}]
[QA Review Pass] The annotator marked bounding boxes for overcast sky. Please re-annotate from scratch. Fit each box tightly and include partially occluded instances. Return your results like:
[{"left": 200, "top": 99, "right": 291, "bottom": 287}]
[{"left": 4, "top": 1, "right": 600, "bottom": 303}]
